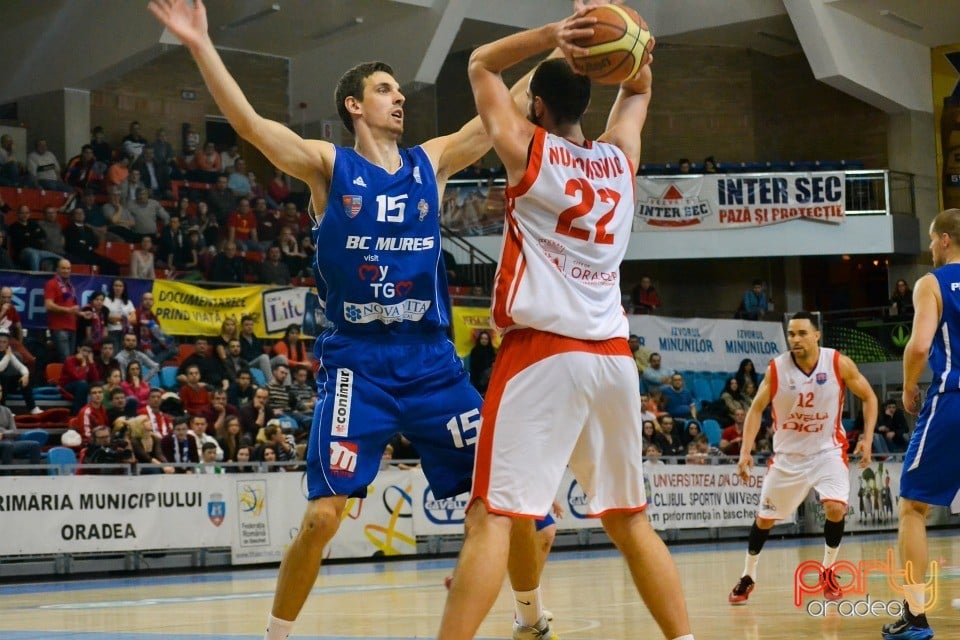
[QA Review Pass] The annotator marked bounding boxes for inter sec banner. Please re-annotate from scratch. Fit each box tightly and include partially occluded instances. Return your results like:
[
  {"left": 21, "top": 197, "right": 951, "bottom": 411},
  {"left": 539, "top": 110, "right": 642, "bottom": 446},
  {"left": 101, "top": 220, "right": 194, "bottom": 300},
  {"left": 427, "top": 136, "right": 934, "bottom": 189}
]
[
  {"left": 633, "top": 172, "right": 846, "bottom": 231},
  {"left": 0, "top": 475, "right": 231, "bottom": 555},
  {"left": 628, "top": 315, "right": 787, "bottom": 372}
]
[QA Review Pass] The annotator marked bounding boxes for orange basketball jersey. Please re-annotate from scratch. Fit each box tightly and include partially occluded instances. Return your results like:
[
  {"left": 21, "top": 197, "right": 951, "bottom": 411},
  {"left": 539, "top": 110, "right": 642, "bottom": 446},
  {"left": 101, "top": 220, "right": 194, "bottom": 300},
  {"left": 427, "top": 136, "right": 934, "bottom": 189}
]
[{"left": 491, "top": 127, "right": 635, "bottom": 340}]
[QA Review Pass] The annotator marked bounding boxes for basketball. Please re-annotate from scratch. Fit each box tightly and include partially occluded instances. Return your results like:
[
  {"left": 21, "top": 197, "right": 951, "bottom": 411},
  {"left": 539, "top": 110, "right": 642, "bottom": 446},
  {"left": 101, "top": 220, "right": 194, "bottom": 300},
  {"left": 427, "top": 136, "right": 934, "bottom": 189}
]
[{"left": 571, "top": 5, "right": 653, "bottom": 85}]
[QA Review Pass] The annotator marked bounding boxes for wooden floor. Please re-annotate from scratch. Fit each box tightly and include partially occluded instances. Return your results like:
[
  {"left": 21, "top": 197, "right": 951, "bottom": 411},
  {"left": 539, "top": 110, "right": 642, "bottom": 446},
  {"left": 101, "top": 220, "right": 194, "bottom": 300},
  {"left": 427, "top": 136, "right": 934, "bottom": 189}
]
[{"left": 2, "top": 533, "right": 959, "bottom": 639}]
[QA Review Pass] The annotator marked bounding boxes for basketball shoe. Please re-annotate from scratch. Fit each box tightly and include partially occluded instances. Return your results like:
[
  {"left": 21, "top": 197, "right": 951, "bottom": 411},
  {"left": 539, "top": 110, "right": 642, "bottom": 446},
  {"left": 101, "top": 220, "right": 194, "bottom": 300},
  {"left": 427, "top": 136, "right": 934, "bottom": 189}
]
[
  {"left": 512, "top": 616, "right": 559, "bottom": 640},
  {"left": 882, "top": 603, "right": 934, "bottom": 640},
  {"left": 821, "top": 568, "right": 843, "bottom": 601},
  {"left": 728, "top": 575, "right": 754, "bottom": 605}
]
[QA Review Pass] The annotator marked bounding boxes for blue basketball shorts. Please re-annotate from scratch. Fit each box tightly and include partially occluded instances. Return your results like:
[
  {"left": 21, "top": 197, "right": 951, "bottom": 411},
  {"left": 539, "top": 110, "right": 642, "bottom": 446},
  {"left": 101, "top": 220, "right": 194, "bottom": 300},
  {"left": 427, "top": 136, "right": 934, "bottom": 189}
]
[
  {"left": 535, "top": 513, "right": 555, "bottom": 531},
  {"left": 306, "top": 331, "right": 481, "bottom": 501},
  {"left": 900, "top": 390, "right": 960, "bottom": 506}
]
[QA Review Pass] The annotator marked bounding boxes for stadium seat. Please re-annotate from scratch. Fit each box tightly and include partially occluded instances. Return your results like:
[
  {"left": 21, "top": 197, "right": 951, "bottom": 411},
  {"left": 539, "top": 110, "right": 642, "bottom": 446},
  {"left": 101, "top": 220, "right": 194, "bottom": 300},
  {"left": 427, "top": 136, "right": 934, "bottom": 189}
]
[
  {"left": 18, "top": 429, "right": 49, "bottom": 446},
  {"left": 46, "top": 446, "right": 77, "bottom": 475},
  {"left": 842, "top": 418, "right": 856, "bottom": 433},
  {"left": 708, "top": 372, "right": 728, "bottom": 399},
  {"left": 70, "top": 263, "right": 99, "bottom": 275},
  {"left": 45, "top": 362, "right": 63, "bottom": 386},
  {"left": 250, "top": 368, "right": 267, "bottom": 387},
  {"left": 159, "top": 366, "right": 180, "bottom": 391},
  {"left": 178, "top": 343, "right": 196, "bottom": 363},
  {"left": 39, "top": 189, "right": 69, "bottom": 210},
  {"left": 701, "top": 419, "right": 722, "bottom": 447},
  {"left": 690, "top": 374, "right": 714, "bottom": 406},
  {"left": 98, "top": 242, "right": 134, "bottom": 266},
  {"left": 17, "top": 188, "right": 41, "bottom": 212}
]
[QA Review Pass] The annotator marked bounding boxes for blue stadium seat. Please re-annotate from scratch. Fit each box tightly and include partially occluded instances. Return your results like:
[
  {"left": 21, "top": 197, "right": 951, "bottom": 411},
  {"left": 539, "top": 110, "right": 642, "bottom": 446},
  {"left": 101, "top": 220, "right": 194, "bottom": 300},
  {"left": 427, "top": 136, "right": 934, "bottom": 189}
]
[
  {"left": 690, "top": 374, "right": 714, "bottom": 406},
  {"left": 18, "top": 429, "right": 49, "bottom": 446},
  {"left": 842, "top": 418, "right": 856, "bottom": 433},
  {"left": 47, "top": 446, "right": 77, "bottom": 475},
  {"left": 708, "top": 372, "right": 728, "bottom": 399},
  {"left": 159, "top": 366, "right": 179, "bottom": 391},
  {"left": 701, "top": 419, "right": 722, "bottom": 447},
  {"left": 250, "top": 368, "right": 267, "bottom": 387}
]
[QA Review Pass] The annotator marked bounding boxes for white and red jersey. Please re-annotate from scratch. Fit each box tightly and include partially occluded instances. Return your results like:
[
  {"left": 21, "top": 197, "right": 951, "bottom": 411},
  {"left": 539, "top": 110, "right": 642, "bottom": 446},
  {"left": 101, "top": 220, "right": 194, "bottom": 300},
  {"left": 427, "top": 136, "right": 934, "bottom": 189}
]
[
  {"left": 491, "top": 127, "right": 635, "bottom": 341},
  {"left": 769, "top": 347, "right": 847, "bottom": 457}
]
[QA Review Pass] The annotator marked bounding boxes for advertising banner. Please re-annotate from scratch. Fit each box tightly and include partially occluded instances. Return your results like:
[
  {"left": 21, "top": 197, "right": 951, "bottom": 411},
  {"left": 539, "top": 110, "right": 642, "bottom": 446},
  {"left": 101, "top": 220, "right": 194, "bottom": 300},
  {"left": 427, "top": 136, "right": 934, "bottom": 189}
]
[
  {"left": 152, "top": 280, "right": 268, "bottom": 337},
  {"left": 450, "top": 305, "right": 500, "bottom": 358},
  {"left": 0, "top": 272, "right": 152, "bottom": 331},
  {"left": 802, "top": 460, "right": 901, "bottom": 533},
  {"left": 0, "top": 475, "right": 231, "bottom": 555},
  {"left": 633, "top": 172, "right": 846, "bottom": 231},
  {"left": 628, "top": 315, "right": 787, "bottom": 372},
  {"left": 260, "top": 287, "right": 313, "bottom": 336}
]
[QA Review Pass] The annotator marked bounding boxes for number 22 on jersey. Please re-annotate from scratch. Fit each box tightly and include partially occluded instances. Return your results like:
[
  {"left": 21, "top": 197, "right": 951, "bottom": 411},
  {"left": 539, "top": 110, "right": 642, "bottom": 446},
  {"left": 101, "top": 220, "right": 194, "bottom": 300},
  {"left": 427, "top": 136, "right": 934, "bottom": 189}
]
[{"left": 555, "top": 178, "right": 621, "bottom": 245}]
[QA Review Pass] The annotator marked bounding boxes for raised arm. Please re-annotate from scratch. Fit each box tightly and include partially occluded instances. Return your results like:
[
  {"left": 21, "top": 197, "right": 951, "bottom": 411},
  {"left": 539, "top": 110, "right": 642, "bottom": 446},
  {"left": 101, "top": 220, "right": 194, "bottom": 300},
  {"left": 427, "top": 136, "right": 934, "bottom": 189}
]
[
  {"left": 464, "top": 16, "right": 594, "bottom": 181},
  {"left": 597, "top": 64, "right": 652, "bottom": 170},
  {"left": 148, "top": 0, "right": 332, "bottom": 189}
]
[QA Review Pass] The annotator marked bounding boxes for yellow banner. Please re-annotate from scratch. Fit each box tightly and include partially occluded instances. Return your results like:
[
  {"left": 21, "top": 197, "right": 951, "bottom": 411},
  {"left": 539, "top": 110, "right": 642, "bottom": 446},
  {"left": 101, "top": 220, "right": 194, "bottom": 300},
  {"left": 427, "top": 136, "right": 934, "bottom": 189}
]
[
  {"left": 152, "top": 280, "right": 269, "bottom": 337},
  {"left": 451, "top": 305, "right": 500, "bottom": 357},
  {"left": 932, "top": 44, "right": 960, "bottom": 211}
]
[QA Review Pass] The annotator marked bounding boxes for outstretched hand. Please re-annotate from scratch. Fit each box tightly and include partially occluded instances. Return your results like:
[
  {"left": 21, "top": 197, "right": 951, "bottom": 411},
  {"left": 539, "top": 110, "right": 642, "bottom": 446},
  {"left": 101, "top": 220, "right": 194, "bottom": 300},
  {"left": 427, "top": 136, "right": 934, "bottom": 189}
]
[
  {"left": 148, "top": 0, "right": 209, "bottom": 48},
  {"left": 550, "top": 12, "right": 597, "bottom": 69}
]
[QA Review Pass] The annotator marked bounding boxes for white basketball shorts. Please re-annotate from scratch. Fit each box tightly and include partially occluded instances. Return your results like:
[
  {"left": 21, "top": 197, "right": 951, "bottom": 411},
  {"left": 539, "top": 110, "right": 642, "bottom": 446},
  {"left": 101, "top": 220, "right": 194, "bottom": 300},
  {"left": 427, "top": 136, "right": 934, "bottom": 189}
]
[{"left": 757, "top": 447, "right": 849, "bottom": 520}]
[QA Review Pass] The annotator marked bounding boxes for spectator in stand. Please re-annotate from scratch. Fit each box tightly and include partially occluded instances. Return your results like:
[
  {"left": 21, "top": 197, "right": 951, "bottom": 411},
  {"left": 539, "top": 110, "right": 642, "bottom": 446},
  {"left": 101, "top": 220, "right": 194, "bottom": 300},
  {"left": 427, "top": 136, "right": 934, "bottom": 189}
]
[
  {"left": 63, "top": 208, "right": 106, "bottom": 274},
  {"left": 138, "top": 388, "right": 172, "bottom": 438},
  {"left": 177, "top": 228, "right": 205, "bottom": 279},
  {"left": 734, "top": 358, "right": 759, "bottom": 392},
  {"left": 12, "top": 206, "right": 59, "bottom": 272},
  {"left": 78, "top": 191, "right": 108, "bottom": 236},
  {"left": 158, "top": 214, "right": 186, "bottom": 269},
  {"left": 188, "top": 414, "right": 222, "bottom": 459},
  {"left": 136, "top": 294, "right": 177, "bottom": 365},
  {"left": 0, "top": 385, "right": 43, "bottom": 468},
  {"left": 93, "top": 340, "right": 120, "bottom": 381},
  {"left": 90, "top": 126, "right": 112, "bottom": 166},
  {"left": 195, "top": 200, "right": 220, "bottom": 247},
  {"left": 26, "top": 138, "right": 71, "bottom": 192},
  {"left": 249, "top": 171, "right": 264, "bottom": 200},
  {"left": 657, "top": 416, "right": 686, "bottom": 457},
  {"left": 105, "top": 155, "right": 130, "bottom": 191},
  {"left": 239, "top": 387, "right": 274, "bottom": 441},
  {"left": 227, "top": 158, "right": 252, "bottom": 197},
  {"left": 213, "top": 316, "right": 239, "bottom": 363},
  {"left": 289, "top": 365, "right": 316, "bottom": 415},
  {"left": 719, "top": 377, "right": 750, "bottom": 421},
  {"left": 703, "top": 156, "right": 718, "bottom": 173},
  {"left": 208, "top": 240, "right": 246, "bottom": 283},
  {"left": 630, "top": 276, "right": 661, "bottom": 314},
  {"left": 0, "top": 330, "right": 39, "bottom": 414},
  {"left": 200, "top": 388, "right": 238, "bottom": 438},
  {"left": 122, "top": 121, "right": 148, "bottom": 160},
  {"left": 180, "top": 141, "right": 198, "bottom": 173},
  {"left": 238, "top": 315, "right": 272, "bottom": 383},
  {"left": 127, "top": 187, "right": 170, "bottom": 239},
  {"left": 677, "top": 158, "right": 691, "bottom": 174},
  {"left": 282, "top": 200, "right": 311, "bottom": 230},
  {"left": 116, "top": 331, "right": 160, "bottom": 384},
  {"left": 36, "top": 206, "right": 67, "bottom": 263},
  {"left": 266, "top": 168, "right": 291, "bottom": 210},
  {"left": 273, "top": 324, "right": 312, "bottom": 372},
  {"left": 468, "top": 330, "right": 497, "bottom": 396},
  {"left": 260, "top": 245, "right": 291, "bottom": 285},
  {"left": 102, "top": 372, "right": 129, "bottom": 415},
  {"left": 0, "top": 134, "right": 36, "bottom": 187},
  {"left": 641, "top": 420, "right": 669, "bottom": 454},
  {"left": 177, "top": 336, "right": 226, "bottom": 389},
  {"left": 151, "top": 128, "right": 175, "bottom": 169},
  {"left": 71, "top": 368, "right": 105, "bottom": 439},
  {"left": 742, "top": 378, "right": 757, "bottom": 407},
  {"left": 0, "top": 287, "right": 36, "bottom": 376},
  {"left": 130, "top": 235, "right": 156, "bottom": 279},
  {"left": 132, "top": 147, "right": 171, "bottom": 199},
  {"left": 178, "top": 364, "right": 211, "bottom": 415},
  {"left": 639, "top": 392, "right": 663, "bottom": 430},
  {"left": 228, "top": 368, "right": 256, "bottom": 408},
  {"left": 660, "top": 373, "right": 698, "bottom": 423},
  {"left": 641, "top": 352, "right": 674, "bottom": 390},
  {"left": 79, "top": 423, "right": 134, "bottom": 472},
  {"left": 628, "top": 334, "right": 652, "bottom": 373},
  {"left": 279, "top": 224, "right": 308, "bottom": 277},
  {"left": 196, "top": 441, "right": 223, "bottom": 473},
  {"left": 261, "top": 421, "right": 297, "bottom": 466},
  {"left": 739, "top": 279, "right": 768, "bottom": 320},
  {"left": 193, "top": 141, "right": 223, "bottom": 183},
  {"left": 206, "top": 174, "right": 236, "bottom": 224},
  {"left": 128, "top": 414, "right": 174, "bottom": 474},
  {"left": 102, "top": 187, "right": 141, "bottom": 243},
  {"left": 719, "top": 408, "right": 748, "bottom": 456},
  {"left": 45, "top": 260, "right": 91, "bottom": 362},
  {"left": 264, "top": 363, "right": 295, "bottom": 414},
  {"left": 122, "top": 361, "right": 151, "bottom": 408},
  {"left": 80, "top": 290, "right": 108, "bottom": 353},
  {"left": 876, "top": 399, "right": 909, "bottom": 452},
  {"left": 120, "top": 169, "right": 144, "bottom": 207},
  {"left": 889, "top": 279, "right": 914, "bottom": 320},
  {"left": 227, "top": 198, "right": 258, "bottom": 250},
  {"left": 64, "top": 145, "right": 103, "bottom": 192},
  {"left": 104, "top": 279, "right": 137, "bottom": 350},
  {"left": 220, "top": 339, "right": 249, "bottom": 387},
  {"left": 255, "top": 196, "right": 281, "bottom": 249},
  {"left": 160, "top": 416, "right": 198, "bottom": 473},
  {"left": 220, "top": 144, "right": 240, "bottom": 173},
  {"left": 217, "top": 414, "right": 247, "bottom": 462}
]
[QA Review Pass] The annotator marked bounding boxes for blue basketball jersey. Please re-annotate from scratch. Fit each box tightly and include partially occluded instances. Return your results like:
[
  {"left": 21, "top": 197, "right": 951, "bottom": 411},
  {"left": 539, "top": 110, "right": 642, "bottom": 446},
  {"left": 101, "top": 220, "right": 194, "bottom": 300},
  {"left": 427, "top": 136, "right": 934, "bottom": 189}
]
[
  {"left": 927, "top": 263, "right": 960, "bottom": 396},
  {"left": 313, "top": 145, "right": 451, "bottom": 339}
]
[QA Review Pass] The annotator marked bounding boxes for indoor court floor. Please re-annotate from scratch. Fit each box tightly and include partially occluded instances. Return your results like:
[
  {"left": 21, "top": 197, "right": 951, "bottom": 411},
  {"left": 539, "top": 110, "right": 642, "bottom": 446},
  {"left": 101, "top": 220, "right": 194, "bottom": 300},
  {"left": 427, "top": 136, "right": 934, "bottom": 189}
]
[{"left": 2, "top": 532, "right": 959, "bottom": 639}]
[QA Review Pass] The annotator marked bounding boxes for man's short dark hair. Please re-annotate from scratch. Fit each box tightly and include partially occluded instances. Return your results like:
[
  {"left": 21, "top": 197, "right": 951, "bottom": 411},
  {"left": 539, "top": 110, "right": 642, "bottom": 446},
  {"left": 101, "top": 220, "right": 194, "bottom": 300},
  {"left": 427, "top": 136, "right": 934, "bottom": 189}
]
[
  {"left": 529, "top": 59, "right": 591, "bottom": 126},
  {"left": 335, "top": 61, "right": 395, "bottom": 135},
  {"left": 791, "top": 310, "right": 819, "bottom": 329},
  {"left": 201, "top": 441, "right": 217, "bottom": 452}
]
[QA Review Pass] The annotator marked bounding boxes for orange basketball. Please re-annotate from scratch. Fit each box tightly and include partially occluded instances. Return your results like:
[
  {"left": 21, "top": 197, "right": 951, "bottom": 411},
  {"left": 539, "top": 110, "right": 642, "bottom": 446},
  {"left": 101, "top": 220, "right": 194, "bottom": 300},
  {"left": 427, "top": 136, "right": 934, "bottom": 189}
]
[{"left": 572, "top": 5, "right": 653, "bottom": 85}]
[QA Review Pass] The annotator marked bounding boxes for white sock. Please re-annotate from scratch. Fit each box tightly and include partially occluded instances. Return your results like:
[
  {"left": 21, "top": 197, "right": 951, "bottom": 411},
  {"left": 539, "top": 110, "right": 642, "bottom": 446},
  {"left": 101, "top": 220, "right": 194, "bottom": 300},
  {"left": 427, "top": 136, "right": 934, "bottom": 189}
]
[
  {"left": 514, "top": 586, "right": 543, "bottom": 627},
  {"left": 822, "top": 543, "right": 840, "bottom": 568},
  {"left": 904, "top": 583, "right": 926, "bottom": 615},
  {"left": 671, "top": 635, "right": 695, "bottom": 640},
  {"left": 743, "top": 551, "right": 760, "bottom": 579},
  {"left": 264, "top": 614, "right": 294, "bottom": 640}
]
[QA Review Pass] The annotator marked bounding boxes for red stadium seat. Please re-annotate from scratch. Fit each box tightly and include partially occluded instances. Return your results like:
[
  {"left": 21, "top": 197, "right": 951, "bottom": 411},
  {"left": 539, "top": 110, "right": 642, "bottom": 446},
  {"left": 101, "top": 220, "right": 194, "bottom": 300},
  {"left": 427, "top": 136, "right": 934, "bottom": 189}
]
[
  {"left": 40, "top": 190, "right": 69, "bottom": 210},
  {"left": 17, "top": 188, "right": 41, "bottom": 212},
  {"left": 70, "top": 264, "right": 99, "bottom": 275},
  {"left": 97, "top": 242, "right": 134, "bottom": 266},
  {"left": 0, "top": 186, "right": 20, "bottom": 209}
]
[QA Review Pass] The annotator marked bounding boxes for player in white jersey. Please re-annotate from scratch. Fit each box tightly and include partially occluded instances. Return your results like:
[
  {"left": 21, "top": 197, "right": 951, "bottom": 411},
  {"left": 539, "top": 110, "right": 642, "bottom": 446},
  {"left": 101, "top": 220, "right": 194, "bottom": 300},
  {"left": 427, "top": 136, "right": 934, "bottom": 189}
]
[
  {"left": 438, "top": 4, "right": 695, "bottom": 640},
  {"left": 729, "top": 311, "right": 876, "bottom": 605}
]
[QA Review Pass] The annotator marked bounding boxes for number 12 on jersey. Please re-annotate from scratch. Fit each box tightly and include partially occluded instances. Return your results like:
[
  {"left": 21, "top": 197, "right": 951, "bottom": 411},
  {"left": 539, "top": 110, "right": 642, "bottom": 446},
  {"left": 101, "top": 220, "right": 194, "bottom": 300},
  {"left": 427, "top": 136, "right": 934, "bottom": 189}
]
[{"left": 555, "top": 178, "right": 621, "bottom": 245}]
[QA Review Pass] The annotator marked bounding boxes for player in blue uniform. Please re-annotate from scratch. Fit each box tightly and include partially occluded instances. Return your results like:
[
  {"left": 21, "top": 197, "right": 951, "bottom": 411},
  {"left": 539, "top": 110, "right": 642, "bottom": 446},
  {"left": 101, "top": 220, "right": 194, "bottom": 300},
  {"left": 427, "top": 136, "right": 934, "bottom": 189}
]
[
  {"left": 148, "top": 2, "right": 571, "bottom": 639},
  {"left": 883, "top": 208, "right": 960, "bottom": 640}
]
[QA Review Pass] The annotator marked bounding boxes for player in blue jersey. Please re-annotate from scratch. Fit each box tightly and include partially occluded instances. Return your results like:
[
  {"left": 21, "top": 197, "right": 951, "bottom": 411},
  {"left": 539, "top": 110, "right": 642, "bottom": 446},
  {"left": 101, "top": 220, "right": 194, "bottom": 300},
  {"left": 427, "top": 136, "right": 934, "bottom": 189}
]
[
  {"left": 882, "top": 208, "right": 960, "bottom": 640},
  {"left": 149, "top": 2, "right": 575, "bottom": 639}
]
